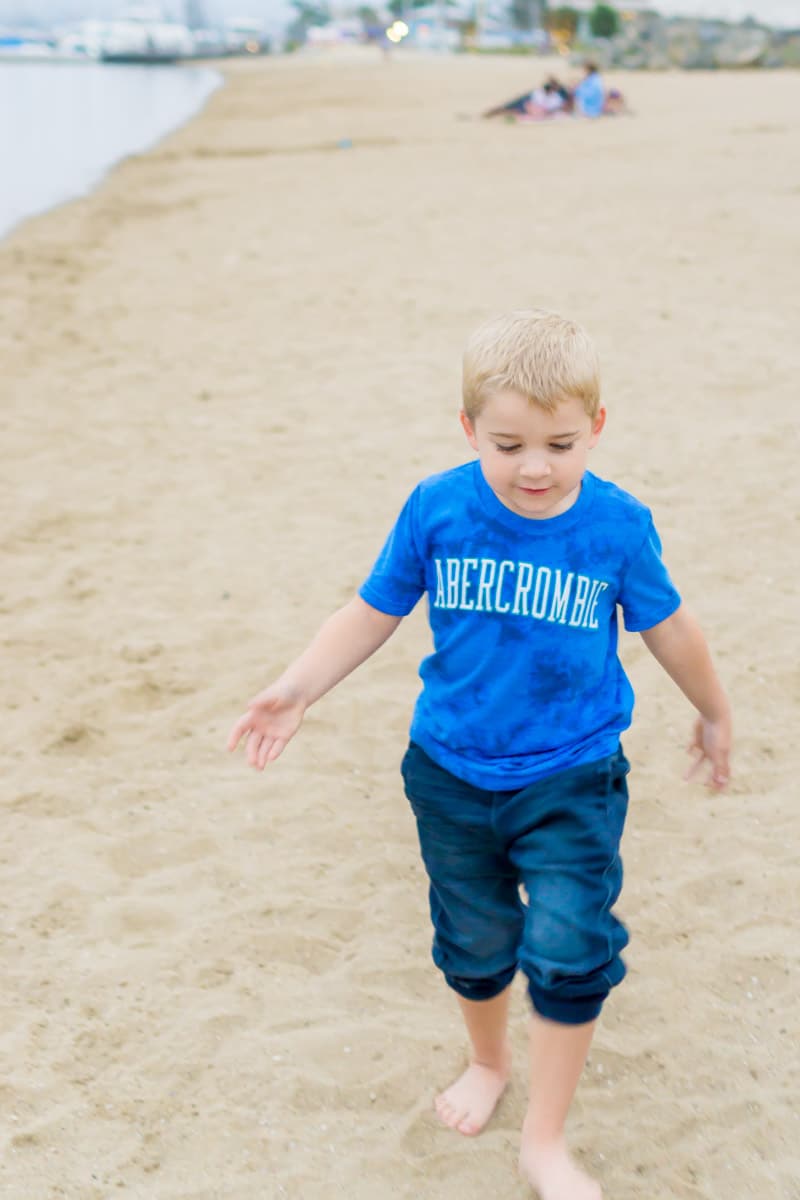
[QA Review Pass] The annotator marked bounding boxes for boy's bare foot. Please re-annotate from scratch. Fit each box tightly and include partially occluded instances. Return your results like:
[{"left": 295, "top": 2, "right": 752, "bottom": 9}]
[
  {"left": 434, "top": 1048, "right": 511, "bottom": 1136},
  {"left": 519, "top": 1137, "right": 601, "bottom": 1200}
]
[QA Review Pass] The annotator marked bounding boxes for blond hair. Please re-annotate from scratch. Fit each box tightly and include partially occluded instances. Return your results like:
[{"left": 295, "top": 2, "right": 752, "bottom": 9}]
[{"left": 462, "top": 310, "right": 600, "bottom": 421}]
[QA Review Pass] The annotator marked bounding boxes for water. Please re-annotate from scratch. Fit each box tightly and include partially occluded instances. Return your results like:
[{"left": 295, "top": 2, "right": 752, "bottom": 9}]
[{"left": 0, "top": 60, "right": 221, "bottom": 240}]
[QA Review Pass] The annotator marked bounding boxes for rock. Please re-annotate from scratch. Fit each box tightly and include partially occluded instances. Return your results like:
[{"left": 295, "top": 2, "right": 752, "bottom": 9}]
[
  {"left": 713, "top": 29, "right": 769, "bottom": 68},
  {"left": 772, "top": 34, "right": 800, "bottom": 67},
  {"left": 584, "top": 12, "right": 796, "bottom": 72},
  {"left": 678, "top": 46, "right": 719, "bottom": 70}
]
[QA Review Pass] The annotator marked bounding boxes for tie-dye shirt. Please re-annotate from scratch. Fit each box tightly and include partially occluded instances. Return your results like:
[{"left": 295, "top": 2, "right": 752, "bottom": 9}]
[{"left": 359, "top": 463, "right": 680, "bottom": 789}]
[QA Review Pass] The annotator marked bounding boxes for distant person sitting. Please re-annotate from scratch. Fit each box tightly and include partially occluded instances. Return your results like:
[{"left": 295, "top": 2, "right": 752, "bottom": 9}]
[
  {"left": 483, "top": 77, "right": 569, "bottom": 121},
  {"left": 482, "top": 89, "right": 537, "bottom": 120},
  {"left": 526, "top": 77, "right": 570, "bottom": 118},
  {"left": 573, "top": 61, "right": 605, "bottom": 119},
  {"left": 604, "top": 88, "right": 627, "bottom": 116},
  {"left": 548, "top": 76, "right": 573, "bottom": 110},
  {"left": 482, "top": 69, "right": 626, "bottom": 124}
]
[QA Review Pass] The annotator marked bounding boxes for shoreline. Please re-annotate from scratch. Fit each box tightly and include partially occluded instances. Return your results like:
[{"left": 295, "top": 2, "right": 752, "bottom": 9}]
[
  {"left": 0, "top": 59, "right": 224, "bottom": 243},
  {"left": 4, "top": 47, "right": 798, "bottom": 244},
  {"left": 1, "top": 53, "right": 797, "bottom": 1200}
]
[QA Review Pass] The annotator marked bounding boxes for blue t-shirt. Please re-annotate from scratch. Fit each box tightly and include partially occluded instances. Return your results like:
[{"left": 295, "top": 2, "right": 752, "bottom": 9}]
[
  {"left": 575, "top": 72, "right": 605, "bottom": 118},
  {"left": 359, "top": 463, "right": 680, "bottom": 790}
]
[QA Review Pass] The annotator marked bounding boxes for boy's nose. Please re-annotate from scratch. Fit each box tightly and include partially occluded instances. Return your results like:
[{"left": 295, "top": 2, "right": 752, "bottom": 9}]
[{"left": 519, "top": 457, "right": 550, "bottom": 480}]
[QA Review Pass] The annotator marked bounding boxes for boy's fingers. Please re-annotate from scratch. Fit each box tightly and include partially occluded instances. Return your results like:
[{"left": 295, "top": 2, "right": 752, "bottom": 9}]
[
  {"left": 226, "top": 713, "right": 253, "bottom": 751},
  {"left": 711, "top": 749, "right": 730, "bottom": 789},
  {"left": 686, "top": 720, "right": 703, "bottom": 755},
  {"left": 226, "top": 719, "right": 246, "bottom": 751},
  {"left": 267, "top": 737, "right": 286, "bottom": 762},
  {"left": 684, "top": 748, "right": 705, "bottom": 781},
  {"left": 257, "top": 736, "right": 275, "bottom": 770},
  {"left": 246, "top": 729, "right": 263, "bottom": 767}
]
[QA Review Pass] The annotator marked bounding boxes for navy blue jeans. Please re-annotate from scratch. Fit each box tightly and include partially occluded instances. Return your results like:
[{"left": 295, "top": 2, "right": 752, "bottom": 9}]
[{"left": 401, "top": 742, "right": 631, "bottom": 1025}]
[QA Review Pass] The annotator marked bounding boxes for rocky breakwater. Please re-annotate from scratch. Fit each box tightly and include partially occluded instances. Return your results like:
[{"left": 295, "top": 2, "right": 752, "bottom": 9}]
[{"left": 583, "top": 14, "right": 800, "bottom": 71}]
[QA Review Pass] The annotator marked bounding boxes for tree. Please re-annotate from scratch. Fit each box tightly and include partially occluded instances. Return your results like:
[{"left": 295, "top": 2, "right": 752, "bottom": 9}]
[
  {"left": 288, "top": 0, "right": 331, "bottom": 36},
  {"left": 388, "top": 0, "right": 441, "bottom": 14},
  {"left": 544, "top": 6, "right": 579, "bottom": 42},
  {"left": 588, "top": 4, "right": 619, "bottom": 38}
]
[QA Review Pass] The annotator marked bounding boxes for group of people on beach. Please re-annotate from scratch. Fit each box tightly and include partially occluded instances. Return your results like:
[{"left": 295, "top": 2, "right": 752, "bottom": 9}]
[{"left": 484, "top": 61, "right": 627, "bottom": 122}]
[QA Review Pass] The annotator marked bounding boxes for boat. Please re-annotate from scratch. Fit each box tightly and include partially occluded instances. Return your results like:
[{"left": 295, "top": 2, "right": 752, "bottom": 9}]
[
  {"left": 0, "top": 32, "right": 96, "bottom": 61},
  {"left": 97, "top": 8, "right": 196, "bottom": 64}
]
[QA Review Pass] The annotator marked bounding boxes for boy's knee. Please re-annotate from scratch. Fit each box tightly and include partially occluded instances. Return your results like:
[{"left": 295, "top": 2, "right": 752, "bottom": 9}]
[
  {"left": 428, "top": 885, "right": 523, "bottom": 988},
  {"left": 432, "top": 928, "right": 519, "bottom": 999},
  {"left": 519, "top": 905, "right": 629, "bottom": 1023}
]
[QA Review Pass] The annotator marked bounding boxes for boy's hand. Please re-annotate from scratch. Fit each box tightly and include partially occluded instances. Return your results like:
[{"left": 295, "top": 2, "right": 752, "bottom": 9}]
[
  {"left": 226, "top": 597, "right": 401, "bottom": 772},
  {"left": 686, "top": 714, "right": 731, "bottom": 791},
  {"left": 226, "top": 683, "right": 307, "bottom": 770}
]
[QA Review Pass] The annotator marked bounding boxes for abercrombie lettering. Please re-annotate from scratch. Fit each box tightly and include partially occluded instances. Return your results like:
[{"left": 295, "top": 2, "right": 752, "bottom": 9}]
[
  {"left": 359, "top": 464, "right": 681, "bottom": 788},
  {"left": 433, "top": 557, "right": 609, "bottom": 628}
]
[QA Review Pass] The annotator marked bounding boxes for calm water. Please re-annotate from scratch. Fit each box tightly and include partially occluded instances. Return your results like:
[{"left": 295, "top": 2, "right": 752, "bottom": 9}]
[{"left": 0, "top": 61, "right": 221, "bottom": 240}]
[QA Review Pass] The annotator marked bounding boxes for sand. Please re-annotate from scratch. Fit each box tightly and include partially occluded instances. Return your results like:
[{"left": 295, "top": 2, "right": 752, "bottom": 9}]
[{"left": 1, "top": 49, "right": 798, "bottom": 1200}]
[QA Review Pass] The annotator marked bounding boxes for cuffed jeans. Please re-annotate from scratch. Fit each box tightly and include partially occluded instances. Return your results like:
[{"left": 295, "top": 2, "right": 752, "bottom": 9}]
[{"left": 401, "top": 742, "right": 631, "bottom": 1025}]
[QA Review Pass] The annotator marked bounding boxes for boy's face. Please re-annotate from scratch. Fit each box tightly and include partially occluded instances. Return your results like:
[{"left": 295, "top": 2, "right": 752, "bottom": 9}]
[{"left": 460, "top": 390, "right": 606, "bottom": 520}]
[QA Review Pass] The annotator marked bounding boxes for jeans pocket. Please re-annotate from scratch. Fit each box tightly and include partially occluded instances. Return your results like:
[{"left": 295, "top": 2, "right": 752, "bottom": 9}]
[
  {"left": 400, "top": 743, "right": 436, "bottom": 817},
  {"left": 605, "top": 751, "right": 630, "bottom": 841}
]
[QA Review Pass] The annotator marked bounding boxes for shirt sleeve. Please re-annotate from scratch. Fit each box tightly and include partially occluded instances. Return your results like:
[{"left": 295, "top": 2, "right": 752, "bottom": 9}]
[
  {"left": 358, "top": 487, "right": 426, "bottom": 617},
  {"left": 618, "top": 518, "right": 682, "bottom": 632}
]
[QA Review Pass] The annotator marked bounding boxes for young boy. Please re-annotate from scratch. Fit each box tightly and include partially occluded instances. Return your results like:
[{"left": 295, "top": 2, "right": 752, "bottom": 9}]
[{"left": 227, "top": 310, "right": 732, "bottom": 1200}]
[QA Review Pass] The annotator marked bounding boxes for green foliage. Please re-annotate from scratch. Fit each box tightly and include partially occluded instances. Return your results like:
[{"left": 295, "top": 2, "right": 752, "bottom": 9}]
[
  {"left": 286, "top": 0, "right": 330, "bottom": 43},
  {"left": 289, "top": 0, "right": 331, "bottom": 29},
  {"left": 388, "top": 0, "right": 438, "bottom": 12},
  {"left": 544, "top": 6, "right": 579, "bottom": 38},
  {"left": 588, "top": 4, "right": 619, "bottom": 38}
]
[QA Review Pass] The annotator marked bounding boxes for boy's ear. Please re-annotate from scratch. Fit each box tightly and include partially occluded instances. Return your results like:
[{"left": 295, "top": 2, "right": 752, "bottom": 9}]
[
  {"left": 460, "top": 409, "right": 479, "bottom": 451},
  {"left": 588, "top": 406, "right": 607, "bottom": 448}
]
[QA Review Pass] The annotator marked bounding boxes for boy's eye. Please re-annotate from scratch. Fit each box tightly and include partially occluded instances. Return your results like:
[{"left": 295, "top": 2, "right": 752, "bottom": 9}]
[
  {"left": 550, "top": 442, "right": 574, "bottom": 453},
  {"left": 495, "top": 443, "right": 521, "bottom": 454}
]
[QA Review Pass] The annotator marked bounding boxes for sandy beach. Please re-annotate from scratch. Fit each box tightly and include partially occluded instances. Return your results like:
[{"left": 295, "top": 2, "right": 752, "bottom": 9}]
[{"left": 1, "top": 50, "right": 798, "bottom": 1200}]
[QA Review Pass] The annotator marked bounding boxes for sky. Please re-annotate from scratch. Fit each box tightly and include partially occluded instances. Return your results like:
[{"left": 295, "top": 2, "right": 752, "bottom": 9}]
[
  {"left": 654, "top": 0, "right": 798, "bottom": 22},
  {"left": 0, "top": 2, "right": 290, "bottom": 37},
  {"left": 0, "top": 0, "right": 797, "bottom": 29}
]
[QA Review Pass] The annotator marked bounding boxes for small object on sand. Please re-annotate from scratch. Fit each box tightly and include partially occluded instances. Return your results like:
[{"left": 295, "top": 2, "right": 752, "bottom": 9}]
[{"left": 337, "top": 137, "right": 353, "bottom": 149}]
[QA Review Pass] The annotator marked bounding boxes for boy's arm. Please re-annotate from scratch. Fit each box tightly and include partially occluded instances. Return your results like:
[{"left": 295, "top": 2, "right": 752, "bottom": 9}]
[
  {"left": 639, "top": 604, "right": 732, "bottom": 790},
  {"left": 227, "top": 596, "right": 402, "bottom": 769},
  {"left": 275, "top": 595, "right": 401, "bottom": 705}
]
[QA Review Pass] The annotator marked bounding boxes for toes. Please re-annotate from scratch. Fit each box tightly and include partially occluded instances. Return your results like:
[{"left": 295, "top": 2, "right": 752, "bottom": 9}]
[
  {"left": 457, "top": 1117, "right": 480, "bottom": 1136},
  {"left": 435, "top": 1094, "right": 467, "bottom": 1129}
]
